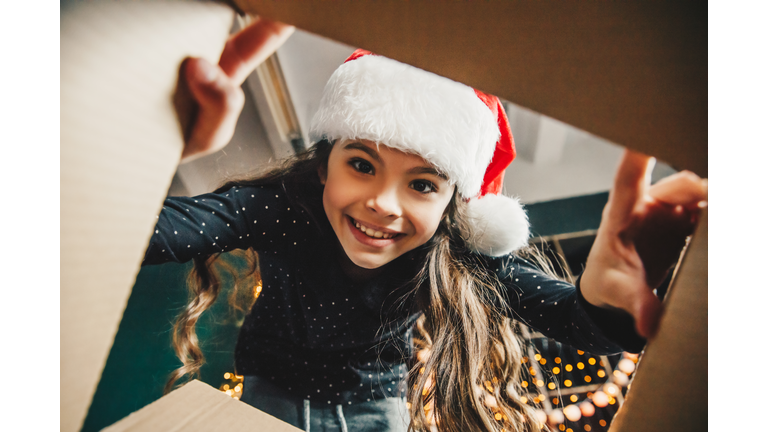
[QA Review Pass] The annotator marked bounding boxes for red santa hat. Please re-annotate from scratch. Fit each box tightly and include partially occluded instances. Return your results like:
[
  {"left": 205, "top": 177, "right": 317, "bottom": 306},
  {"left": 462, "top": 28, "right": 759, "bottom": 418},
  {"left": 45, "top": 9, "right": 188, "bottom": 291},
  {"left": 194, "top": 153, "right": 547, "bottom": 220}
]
[{"left": 309, "top": 49, "right": 529, "bottom": 256}]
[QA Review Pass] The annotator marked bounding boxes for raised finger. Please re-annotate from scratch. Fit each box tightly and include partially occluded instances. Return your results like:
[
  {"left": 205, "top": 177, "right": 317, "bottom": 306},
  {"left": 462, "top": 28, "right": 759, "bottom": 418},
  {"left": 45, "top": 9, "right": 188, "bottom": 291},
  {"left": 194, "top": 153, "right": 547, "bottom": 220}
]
[
  {"left": 606, "top": 149, "right": 655, "bottom": 222},
  {"left": 219, "top": 17, "right": 295, "bottom": 85},
  {"left": 181, "top": 57, "right": 244, "bottom": 162},
  {"left": 649, "top": 171, "right": 708, "bottom": 207}
]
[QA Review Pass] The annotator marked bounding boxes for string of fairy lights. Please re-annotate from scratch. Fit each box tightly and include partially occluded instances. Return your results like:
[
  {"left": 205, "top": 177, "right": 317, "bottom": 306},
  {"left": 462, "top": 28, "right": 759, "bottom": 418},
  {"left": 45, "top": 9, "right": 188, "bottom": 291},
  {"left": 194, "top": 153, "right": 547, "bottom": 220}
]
[{"left": 216, "top": 277, "right": 639, "bottom": 431}]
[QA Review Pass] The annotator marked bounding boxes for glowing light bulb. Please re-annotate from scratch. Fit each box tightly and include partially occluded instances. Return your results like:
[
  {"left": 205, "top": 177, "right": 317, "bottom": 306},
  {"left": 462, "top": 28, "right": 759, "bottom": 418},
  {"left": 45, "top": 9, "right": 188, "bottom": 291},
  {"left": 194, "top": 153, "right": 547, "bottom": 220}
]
[
  {"left": 592, "top": 391, "right": 609, "bottom": 407},
  {"left": 577, "top": 350, "right": 585, "bottom": 355},
  {"left": 570, "top": 395, "right": 578, "bottom": 403},
  {"left": 540, "top": 358, "right": 547, "bottom": 365},
  {"left": 618, "top": 358, "right": 636, "bottom": 374},
  {"left": 534, "top": 409, "right": 547, "bottom": 424},
  {"left": 613, "top": 372, "right": 629, "bottom": 386},
  {"left": 548, "top": 409, "right": 564, "bottom": 425},
  {"left": 565, "top": 364, "right": 573, "bottom": 372},
  {"left": 604, "top": 383, "right": 619, "bottom": 395},
  {"left": 553, "top": 367, "right": 561, "bottom": 374},
  {"left": 548, "top": 382, "right": 556, "bottom": 390},
  {"left": 563, "top": 404, "right": 582, "bottom": 421},
  {"left": 597, "top": 370, "right": 606, "bottom": 378},
  {"left": 577, "top": 362, "right": 585, "bottom": 370},
  {"left": 580, "top": 401, "right": 595, "bottom": 417},
  {"left": 555, "top": 357, "right": 562, "bottom": 364},
  {"left": 224, "top": 372, "right": 231, "bottom": 379},
  {"left": 588, "top": 358, "right": 596, "bottom": 365},
  {"left": 564, "top": 380, "right": 572, "bottom": 387},
  {"left": 535, "top": 353, "right": 542, "bottom": 361},
  {"left": 584, "top": 376, "right": 592, "bottom": 383}
]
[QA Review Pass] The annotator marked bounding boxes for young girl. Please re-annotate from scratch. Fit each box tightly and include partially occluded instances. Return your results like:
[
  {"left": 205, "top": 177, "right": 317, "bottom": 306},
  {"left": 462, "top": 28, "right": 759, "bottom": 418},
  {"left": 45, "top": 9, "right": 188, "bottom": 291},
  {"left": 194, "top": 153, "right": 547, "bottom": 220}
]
[{"left": 143, "top": 18, "right": 707, "bottom": 432}]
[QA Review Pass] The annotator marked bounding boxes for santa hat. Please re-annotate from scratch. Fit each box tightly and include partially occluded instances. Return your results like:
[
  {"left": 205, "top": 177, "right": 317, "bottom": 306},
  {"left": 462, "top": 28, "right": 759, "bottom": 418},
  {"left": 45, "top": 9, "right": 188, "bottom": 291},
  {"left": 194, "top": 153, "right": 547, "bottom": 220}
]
[{"left": 309, "top": 49, "right": 529, "bottom": 256}]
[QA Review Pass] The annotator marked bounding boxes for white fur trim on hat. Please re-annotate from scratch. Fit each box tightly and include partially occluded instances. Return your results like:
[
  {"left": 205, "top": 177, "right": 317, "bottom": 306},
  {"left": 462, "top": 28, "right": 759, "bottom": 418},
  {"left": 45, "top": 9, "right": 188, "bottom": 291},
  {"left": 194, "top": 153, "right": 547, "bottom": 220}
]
[
  {"left": 309, "top": 54, "right": 499, "bottom": 198},
  {"left": 466, "top": 194, "right": 530, "bottom": 256}
]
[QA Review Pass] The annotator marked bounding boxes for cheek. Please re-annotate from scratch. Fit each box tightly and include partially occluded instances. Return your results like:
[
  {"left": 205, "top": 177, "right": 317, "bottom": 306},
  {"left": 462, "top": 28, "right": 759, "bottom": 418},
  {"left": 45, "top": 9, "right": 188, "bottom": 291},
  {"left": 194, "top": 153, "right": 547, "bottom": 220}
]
[{"left": 409, "top": 207, "right": 445, "bottom": 242}]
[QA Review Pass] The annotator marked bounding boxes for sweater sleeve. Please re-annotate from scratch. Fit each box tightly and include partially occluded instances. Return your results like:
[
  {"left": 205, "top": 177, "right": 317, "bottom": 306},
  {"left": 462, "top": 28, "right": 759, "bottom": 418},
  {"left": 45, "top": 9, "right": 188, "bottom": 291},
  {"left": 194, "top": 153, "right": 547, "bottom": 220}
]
[
  {"left": 142, "top": 184, "right": 313, "bottom": 265},
  {"left": 486, "top": 253, "right": 646, "bottom": 354}
]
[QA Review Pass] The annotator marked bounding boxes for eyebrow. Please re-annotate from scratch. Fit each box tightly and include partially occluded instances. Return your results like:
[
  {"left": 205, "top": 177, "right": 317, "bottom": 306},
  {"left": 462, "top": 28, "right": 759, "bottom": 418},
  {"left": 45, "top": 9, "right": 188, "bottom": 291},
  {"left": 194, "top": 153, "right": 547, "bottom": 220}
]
[
  {"left": 406, "top": 166, "right": 449, "bottom": 180},
  {"left": 343, "top": 142, "right": 382, "bottom": 163},
  {"left": 343, "top": 141, "right": 448, "bottom": 180}
]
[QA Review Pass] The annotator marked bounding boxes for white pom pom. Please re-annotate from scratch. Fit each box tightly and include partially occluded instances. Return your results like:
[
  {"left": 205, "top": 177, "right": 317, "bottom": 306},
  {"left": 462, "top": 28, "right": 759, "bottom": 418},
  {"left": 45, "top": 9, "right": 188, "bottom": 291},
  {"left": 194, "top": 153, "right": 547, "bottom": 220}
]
[{"left": 466, "top": 194, "right": 529, "bottom": 256}]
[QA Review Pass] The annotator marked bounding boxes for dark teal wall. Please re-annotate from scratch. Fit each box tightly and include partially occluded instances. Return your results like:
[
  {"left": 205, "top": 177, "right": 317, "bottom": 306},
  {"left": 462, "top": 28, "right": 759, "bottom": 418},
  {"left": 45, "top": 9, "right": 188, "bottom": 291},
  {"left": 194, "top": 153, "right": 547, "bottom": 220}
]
[
  {"left": 526, "top": 192, "right": 608, "bottom": 237},
  {"left": 81, "top": 261, "right": 243, "bottom": 432}
]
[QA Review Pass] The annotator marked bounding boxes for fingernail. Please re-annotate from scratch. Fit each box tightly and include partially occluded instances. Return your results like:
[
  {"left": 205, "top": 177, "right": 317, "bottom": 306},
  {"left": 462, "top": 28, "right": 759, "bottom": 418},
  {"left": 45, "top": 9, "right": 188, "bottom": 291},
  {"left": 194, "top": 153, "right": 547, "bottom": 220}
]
[{"left": 196, "top": 59, "right": 217, "bottom": 83}]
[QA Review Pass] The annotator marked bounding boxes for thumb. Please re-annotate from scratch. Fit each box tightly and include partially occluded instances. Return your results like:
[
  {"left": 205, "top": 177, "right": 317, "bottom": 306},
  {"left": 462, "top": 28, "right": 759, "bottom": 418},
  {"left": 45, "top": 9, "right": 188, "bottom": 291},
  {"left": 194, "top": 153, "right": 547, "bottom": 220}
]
[{"left": 631, "top": 286, "right": 663, "bottom": 339}]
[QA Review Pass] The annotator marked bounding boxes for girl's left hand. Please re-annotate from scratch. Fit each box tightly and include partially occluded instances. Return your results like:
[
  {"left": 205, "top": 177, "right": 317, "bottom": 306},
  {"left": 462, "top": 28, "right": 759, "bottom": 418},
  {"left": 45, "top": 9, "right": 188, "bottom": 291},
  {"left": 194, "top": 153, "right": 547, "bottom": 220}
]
[{"left": 580, "top": 150, "right": 708, "bottom": 339}]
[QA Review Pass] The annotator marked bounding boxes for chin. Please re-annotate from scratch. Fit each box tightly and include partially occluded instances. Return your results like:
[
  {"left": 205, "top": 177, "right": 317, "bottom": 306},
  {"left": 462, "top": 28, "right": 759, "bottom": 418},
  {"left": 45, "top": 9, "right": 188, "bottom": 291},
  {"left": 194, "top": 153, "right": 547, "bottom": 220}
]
[{"left": 346, "top": 250, "right": 391, "bottom": 270}]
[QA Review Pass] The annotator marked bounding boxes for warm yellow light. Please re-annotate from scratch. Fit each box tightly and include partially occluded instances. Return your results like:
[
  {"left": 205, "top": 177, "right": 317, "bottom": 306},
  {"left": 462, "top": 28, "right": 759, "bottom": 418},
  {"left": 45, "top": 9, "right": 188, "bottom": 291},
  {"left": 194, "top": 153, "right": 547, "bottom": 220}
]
[
  {"left": 253, "top": 283, "right": 262, "bottom": 298},
  {"left": 537, "top": 380, "right": 544, "bottom": 387},
  {"left": 552, "top": 397, "right": 559, "bottom": 405},
  {"left": 485, "top": 381, "right": 494, "bottom": 392},
  {"left": 224, "top": 372, "right": 231, "bottom": 379},
  {"left": 570, "top": 395, "right": 578, "bottom": 403},
  {"left": 584, "top": 376, "right": 592, "bottom": 383},
  {"left": 406, "top": 402, "right": 411, "bottom": 409},
  {"left": 577, "top": 350, "right": 585, "bottom": 355},
  {"left": 600, "top": 420, "right": 607, "bottom": 427},
  {"left": 521, "top": 396, "right": 528, "bottom": 404},
  {"left": 555, "top": 357, "right": 562, "bottom": 364},
  {"left": 584, "top": 425, "right": 592, "bottom": 431},
  {"left": 535, "top": 353, "right": 542, "bottom": 361},
  {"left": 566, "top": 429, "right": 573, "bottom": 432},
  {"left": 597, "top": 370, "right": 606, "bottom": 378},
  {"left": 529, "top": 367, "right": 536, "bottom": 376},
  {"left": 235, "top": 384, "right": 242, "bottom": 392},
  {"left": 548, "top": 382, "right": 556, "bottom": 390},
  {"left": 553, "top": 367, "right": 561, "bottom": 374},
  {"left": 223, "top": 384, "right": 230, "bottom": 390},
  {"left": 618, "top": 358, "right": 636, "bottom": 374},
  {"left": 522, "top": 380, "right": 529, "bottom": 388},
  {"left": 493, "top": 376, "right": 499, "bottom": 383},
  {"left": 564, "top": 380, "right": 572, "bottom": 387},
  {"left": 604, "top": 383, "right": 619, "bottom": 395},
  {"left": 558, "top": 424, "right": 566, "bottom": 431},
  {"left": 588, "top": 358, "right": 596, "bottom": 365},
  {"left": 420, "top": 367, "right": 425, "bottom": 374},
  {"left": 577, "top": 362, "right": 585, "bottom": 370},
  {"left": 609, "top": 397, "right": 616, "bottom": 405},
  {"left": 565, "top": 364, "right": 573, "bottom": 372},
  {"left": 226, "top": 389, "right": 233, "bottom": 396},
  {"left": 495, "top": 413, "right": 503, "bottom": 421},
  {"left": 540, "top": 358, "right": 547, "bottom": 365}
]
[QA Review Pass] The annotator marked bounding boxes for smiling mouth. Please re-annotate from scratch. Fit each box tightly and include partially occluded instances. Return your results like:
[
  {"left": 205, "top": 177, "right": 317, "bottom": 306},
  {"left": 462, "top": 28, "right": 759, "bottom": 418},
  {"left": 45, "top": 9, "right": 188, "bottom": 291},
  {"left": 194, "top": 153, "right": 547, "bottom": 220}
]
[{"left": 348, "top": 216, "right": 402, "bottom": 240}]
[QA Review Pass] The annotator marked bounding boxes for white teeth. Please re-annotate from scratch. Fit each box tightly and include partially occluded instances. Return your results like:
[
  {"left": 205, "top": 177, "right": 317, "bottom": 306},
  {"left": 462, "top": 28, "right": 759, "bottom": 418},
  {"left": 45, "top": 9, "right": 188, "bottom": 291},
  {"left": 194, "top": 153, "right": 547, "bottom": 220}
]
[{"left": 353, "top": 219, "right": 395, "bottom": 239}]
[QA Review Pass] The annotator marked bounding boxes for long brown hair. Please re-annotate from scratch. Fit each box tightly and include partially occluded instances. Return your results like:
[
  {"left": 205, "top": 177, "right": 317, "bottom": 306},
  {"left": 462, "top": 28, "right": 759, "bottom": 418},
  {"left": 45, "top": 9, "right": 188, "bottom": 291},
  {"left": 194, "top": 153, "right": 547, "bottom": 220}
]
[{"left": 165, "top": 140, "right": 547, "bottom": 431}]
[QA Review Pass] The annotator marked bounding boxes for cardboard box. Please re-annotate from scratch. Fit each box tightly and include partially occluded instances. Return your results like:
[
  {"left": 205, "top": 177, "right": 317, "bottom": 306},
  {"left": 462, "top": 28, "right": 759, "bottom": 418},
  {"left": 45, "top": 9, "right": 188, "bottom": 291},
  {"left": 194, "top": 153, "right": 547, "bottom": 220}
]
[
  {"left": 61, "top": 1, "right": 706, "bottom": 431},
  {"left": 102, "top": 380, "right": 301, "bottom": 432}
]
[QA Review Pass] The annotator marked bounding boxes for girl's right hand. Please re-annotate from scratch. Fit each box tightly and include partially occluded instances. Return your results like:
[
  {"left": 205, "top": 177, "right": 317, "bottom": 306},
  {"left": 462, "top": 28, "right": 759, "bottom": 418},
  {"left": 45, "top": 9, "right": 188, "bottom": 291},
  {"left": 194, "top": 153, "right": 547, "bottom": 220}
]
[{"left": 180, "top": 17, "right": 294, "bottom": 163}]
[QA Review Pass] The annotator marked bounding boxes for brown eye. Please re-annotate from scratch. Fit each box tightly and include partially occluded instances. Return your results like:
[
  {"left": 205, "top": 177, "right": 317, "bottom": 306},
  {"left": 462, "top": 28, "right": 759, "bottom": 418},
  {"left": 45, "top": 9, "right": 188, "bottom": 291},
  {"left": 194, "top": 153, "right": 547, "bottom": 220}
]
[
  {"left": 411, "top": 180, "right": 436, "bottom": 194},
  {"left": 350, "top": 159, "right": 374, "bottom": 174}
]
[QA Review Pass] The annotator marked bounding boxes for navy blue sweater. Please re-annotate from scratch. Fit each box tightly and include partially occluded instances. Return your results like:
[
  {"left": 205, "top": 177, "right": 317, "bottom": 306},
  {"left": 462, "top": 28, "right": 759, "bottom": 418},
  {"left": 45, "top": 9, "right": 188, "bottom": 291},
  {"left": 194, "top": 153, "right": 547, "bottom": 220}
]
[{"left": 143, "top": 184, "right": 643, "bottom": 405}]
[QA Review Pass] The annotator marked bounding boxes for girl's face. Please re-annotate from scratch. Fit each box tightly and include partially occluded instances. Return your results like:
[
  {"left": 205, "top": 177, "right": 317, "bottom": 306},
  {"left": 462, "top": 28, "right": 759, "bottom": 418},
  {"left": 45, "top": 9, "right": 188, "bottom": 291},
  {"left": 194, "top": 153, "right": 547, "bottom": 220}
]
[{"left": 320, "top": 139, "right": 455, "bottom": 269}]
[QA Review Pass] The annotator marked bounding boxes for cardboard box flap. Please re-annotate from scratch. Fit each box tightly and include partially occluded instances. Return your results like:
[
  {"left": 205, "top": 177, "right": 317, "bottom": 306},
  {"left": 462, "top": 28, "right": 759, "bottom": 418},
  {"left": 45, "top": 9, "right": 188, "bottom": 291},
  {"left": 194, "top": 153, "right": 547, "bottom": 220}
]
[
  {"left": 609, "top": 210, "right": 708, "bottom": 431},
  {"left": 233, "top": 1, "right": 707, "bottom": 177},
  {"left": 61, "top": 2, "right": 233, "bottom": 431},
  {"left": 103, "top": 380, "right": 302, "bottom": 432}
]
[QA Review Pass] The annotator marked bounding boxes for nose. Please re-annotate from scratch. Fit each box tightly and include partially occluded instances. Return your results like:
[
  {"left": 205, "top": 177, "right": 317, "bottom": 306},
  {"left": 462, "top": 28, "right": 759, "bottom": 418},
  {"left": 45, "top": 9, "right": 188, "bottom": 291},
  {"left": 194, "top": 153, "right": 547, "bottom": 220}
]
[{"left": 366, "top": 183, "right": 402, "bottom": 218}]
